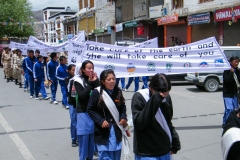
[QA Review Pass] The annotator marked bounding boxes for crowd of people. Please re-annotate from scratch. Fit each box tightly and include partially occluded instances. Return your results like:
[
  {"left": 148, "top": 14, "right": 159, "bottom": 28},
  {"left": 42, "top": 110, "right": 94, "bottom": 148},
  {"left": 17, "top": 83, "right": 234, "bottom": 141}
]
[{"left": 0, "top": 47, "right": 181, "bottom": 160}]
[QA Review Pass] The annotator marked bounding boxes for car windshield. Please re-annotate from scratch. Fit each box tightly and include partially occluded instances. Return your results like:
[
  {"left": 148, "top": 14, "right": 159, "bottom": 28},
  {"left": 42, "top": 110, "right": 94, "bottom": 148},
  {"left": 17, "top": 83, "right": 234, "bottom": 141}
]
[{"left": 224, "top": 50, "right": 240, "bottom": 60}]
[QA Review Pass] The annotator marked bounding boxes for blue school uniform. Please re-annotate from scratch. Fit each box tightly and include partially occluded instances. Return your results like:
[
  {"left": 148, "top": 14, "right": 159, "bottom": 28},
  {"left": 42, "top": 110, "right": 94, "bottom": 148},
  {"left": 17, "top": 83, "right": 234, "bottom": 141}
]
[
  {"left": 25, "top": 56, "right": 37, "bottom": 96},
  {"left": 56, "top": 64, "right": 68, "bottom": 106},
  {"left": 47, "top": 60, "right": 59, "bottom": 101},
  {"left": 33, "top": 61, "right": 47, "bottom": 98}
]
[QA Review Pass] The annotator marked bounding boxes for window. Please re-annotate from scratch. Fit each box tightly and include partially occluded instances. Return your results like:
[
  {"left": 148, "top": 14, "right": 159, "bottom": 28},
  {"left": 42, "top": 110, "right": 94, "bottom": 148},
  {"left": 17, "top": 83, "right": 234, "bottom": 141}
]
[
  {"left": 172, "top": 0, "right": 183, "bottom": 9},
  {"left": 90, "top": 0, "right": 94, "bottom": 8},
  {"left": 84, "top": 0, "right": 88, "bottom": 8},
  {"left": 79, "top": 0, "right": 83, "bottom": 10},
  {"left": 199, "top": 0, "right": 214, "bottom": 3}
]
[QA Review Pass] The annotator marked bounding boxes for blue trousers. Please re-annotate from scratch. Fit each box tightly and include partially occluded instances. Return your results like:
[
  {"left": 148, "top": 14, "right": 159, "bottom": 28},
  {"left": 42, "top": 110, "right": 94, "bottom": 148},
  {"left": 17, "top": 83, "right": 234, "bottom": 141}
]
[
  {"left": 35, "top": 78, "right": 47, "bottom": 98},
  {"left": 50, "top": 80, "right": 58, "bottom": 101},
  {"left": 98, "top": 150, "right": 121, "bottom": 160},
  {"left": 126, "top": 77, "right": 139, "bottom": 92},
  {"left": 223, "top": 96, "right": 239, "bottom": 124},
  {"left": 28, "top": 74, "right": 35, "bottom": 96},
  {"left": 142, "top": 76, "right": 149, "bottom": 89},
  {"left": 69, "top": 105, "right": 77, "bottom": 142},
  {"left": 116, "top": 78, "right": 125, "bottom": 89},
  {"left": 135, "top": 153, "right": 170, "bottom": 160},
  {"left": 60, "top": 84, "right": 68, "bottom": 106},
  {"left": 24, "top": 73, "right": 29, "bottom": 89},
  {"left": 78, "top": 134, "right": 94, "bottom": 160}
]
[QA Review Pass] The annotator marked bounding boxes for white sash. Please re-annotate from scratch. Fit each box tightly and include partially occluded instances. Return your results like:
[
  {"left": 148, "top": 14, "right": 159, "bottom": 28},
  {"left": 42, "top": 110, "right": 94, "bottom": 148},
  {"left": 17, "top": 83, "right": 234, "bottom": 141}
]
[
  {"left": 222, "top": 127, "right": 240, "bottom": 160},
  {"left": 137, "top": 89, "right": 172, "bottom": 144},
  {"left": 233, "top": 72, "right": 240, "bottom": 88},
  {"left": 74, "top": 77, "right": 85, "bottom": 88},
  {"left": 96, "top": 87, "right": 131, "bottom": 160}
]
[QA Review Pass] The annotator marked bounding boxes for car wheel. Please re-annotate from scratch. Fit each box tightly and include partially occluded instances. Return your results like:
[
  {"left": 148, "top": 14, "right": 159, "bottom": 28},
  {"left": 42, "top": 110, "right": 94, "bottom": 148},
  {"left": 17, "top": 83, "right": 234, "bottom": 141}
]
[
  {"left": 196, "top": 85, "right": 204, "bottom": 89},
  {"left": 204, "top": 78, "right": 219, "bottom": 92}
]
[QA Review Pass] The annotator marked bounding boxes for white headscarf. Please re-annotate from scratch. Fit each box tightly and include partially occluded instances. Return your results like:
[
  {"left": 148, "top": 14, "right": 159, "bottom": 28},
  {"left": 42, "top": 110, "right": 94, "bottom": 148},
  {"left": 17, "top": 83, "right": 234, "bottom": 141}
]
[{"left": 67, "top": 63, "right": 82, "bottom": 92}]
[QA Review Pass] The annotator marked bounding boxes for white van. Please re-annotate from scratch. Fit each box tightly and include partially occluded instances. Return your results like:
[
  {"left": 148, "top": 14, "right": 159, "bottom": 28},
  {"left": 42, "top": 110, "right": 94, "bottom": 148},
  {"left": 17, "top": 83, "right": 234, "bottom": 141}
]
[{"left": 185, "top": 46, "right": 240, "bottom": 92}]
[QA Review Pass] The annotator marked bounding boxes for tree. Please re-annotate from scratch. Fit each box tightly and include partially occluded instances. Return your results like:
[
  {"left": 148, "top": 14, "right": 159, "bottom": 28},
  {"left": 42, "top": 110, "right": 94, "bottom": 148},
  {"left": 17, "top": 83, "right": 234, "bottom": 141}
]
[{"left": 0, "top": 0, "right": 34, "bottom": 38}]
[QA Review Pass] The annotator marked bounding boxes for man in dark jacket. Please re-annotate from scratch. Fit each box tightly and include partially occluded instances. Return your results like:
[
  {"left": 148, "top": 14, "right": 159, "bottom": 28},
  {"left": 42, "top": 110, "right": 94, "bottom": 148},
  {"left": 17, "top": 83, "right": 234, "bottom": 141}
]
[{"left": 223, "top": 56, "right": 240, "bottom": 125}]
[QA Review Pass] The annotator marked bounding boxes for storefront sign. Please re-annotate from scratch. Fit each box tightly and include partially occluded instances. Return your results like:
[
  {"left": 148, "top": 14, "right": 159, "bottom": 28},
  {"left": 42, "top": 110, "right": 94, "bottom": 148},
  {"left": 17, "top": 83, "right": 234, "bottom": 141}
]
[
  {"left": 107, "top": 26, "right": 112, "bottom": 34},
  {"left": 115, "top": 23, "right": 123, "bottom": 32},
  {"left": 124, "top": 21, "right": 137, "bottom": 28},
  {"left": 93, "top": 28, "right": 104, "bottom": 34},
  {"left": 188, "top": 12, "right": 210, "bottom": 25},
  {"left": 157, "top": 14, "right": 178, "bottom": 25},
  {"left": 214, "top": 6, "right": 240, "bottom": 22},
  {"left": 149, "top": 5, "right": 163, "bottom": 18}
]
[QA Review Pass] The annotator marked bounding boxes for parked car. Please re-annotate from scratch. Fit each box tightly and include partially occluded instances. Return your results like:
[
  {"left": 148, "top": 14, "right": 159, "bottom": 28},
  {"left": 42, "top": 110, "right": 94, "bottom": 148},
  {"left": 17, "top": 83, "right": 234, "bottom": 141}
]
[{"left": 185, "top": 46, "right": 240, "bottom": 92}]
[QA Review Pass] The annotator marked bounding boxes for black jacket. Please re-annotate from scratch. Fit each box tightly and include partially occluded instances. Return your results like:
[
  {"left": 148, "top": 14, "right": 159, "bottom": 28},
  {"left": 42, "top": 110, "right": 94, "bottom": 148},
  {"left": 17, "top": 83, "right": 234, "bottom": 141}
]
[
  {"left": 131, "top": 91, "right": 180, "bottom": 156},
  {"left": 87, "top": 87, "right": 127, "bottom": 144},
  {"left": 223, "top": 110, "right": 240, "bottom": 135},
  {"left": 223, "top": 68, "right": 240, "bottom": 98},
  {"left": 75, "top": 76, "right": 100, "bottom": 113}
]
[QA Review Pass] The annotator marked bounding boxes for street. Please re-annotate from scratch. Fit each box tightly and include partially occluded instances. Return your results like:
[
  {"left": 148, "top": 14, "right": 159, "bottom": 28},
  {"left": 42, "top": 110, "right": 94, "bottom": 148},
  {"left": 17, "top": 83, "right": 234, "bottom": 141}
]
[{"left": 0, "top": 69, "right": 224, "bottom": 160}]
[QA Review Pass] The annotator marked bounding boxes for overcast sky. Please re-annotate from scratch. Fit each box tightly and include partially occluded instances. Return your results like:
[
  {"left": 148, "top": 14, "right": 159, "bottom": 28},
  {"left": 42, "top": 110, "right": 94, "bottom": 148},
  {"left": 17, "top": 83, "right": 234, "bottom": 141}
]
[{"left": 29, "top": 0, "right": 78, "bottom": 11}]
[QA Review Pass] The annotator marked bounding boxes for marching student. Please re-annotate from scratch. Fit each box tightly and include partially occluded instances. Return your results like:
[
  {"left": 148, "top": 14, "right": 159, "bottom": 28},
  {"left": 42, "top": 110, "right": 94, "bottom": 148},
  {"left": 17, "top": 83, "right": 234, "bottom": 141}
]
[
  {"left": 33, "top": 55, "right": 50, "bottom": 100},
  {"left": 74, "top": 60, "right": 100, "bottom": 160},
  {"left": 88, "top": 69, "right": 129, "bottom": 160},
  {"left": 47, "top": 52, "right": 59, "bottom": 104},
  {"left": 15, "top": 49, "right": 24, "bottom": 88},
  {"left": 25, "top": 50, "right": 37, "bottom": 98},
  {"left": 131, "top": 73, "right": 180, "bottom": 160},
  {"left": 22, "top": 52, "right": 29, "bottom": 92},
  {"left": 65, "top": 64, "right": 77, "bottom": 147},
  {"left": 222, "top": 56, "right": 240, "bottom": 125},
  {"left": 125, "top": 76, "right": 139, "bottom": 92},
  {"left": 56, "top": 56, "right": 69, "bottom": 109}
]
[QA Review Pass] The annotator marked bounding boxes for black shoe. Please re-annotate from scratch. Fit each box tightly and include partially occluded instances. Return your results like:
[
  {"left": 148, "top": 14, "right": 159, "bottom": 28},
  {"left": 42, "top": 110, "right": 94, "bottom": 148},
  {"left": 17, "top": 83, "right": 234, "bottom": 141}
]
[
  {"left": 4, "top": 75, "right": 6, "bottom": 79},
  {"left": 72, "top": 141, "right": 77, "bottom": 147},
  {"left": 10, "top": 77, "right": 13, "bottom": 81},
  {"left": 6, "top": 78, "right": 10, "bottom": 83},
  {"left": 15, "top": 79, "right": 18, "bottom": 85},
  {"left": 19, "top": 83, "right": 22, "bottom": 88}
]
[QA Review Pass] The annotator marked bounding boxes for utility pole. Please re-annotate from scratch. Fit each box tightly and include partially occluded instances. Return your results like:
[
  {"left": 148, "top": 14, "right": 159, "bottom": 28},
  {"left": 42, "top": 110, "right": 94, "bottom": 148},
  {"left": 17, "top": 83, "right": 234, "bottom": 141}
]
[{"left": 86, "top": 1, "right": 89, "bottom": 40}]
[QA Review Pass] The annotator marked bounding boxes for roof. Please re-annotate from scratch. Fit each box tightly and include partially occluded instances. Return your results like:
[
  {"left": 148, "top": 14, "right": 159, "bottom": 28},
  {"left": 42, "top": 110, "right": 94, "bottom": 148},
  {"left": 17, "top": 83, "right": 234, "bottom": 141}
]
[
  {"left": 221, "top": 46, "right": 240, "bottom": 50},
  {"left": 49, "top": 12, "right": 77, "bottom": 19},
  {"left": 43, "top": 7, "right": 65, "bottom": 11}
]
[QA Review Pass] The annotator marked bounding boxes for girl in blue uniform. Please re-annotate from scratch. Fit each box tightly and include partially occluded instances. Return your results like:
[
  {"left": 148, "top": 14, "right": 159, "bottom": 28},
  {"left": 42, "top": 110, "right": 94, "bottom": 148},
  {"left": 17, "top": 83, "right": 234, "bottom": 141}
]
[
  {"left": 87, "top": 69, "right": 128, "bottom": 160},
  {"left": 74, "top": 60, "right": 100, "bottom": 160},
  {"left": 65, "top": 64, "right": 76, "bottom": 147}
]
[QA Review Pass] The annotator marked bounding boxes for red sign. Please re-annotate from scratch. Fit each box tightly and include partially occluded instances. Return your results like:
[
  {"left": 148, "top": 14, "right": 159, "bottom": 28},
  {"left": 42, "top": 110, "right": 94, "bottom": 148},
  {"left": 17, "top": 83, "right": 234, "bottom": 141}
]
[
  {"left": 157, "top": 14, "right": 178, "bottom": 25},
  {"left": 137, "top": 27, "right": 144, "bottom": 35},
  {"left": 214, "top": 6, "right": 240, "bottom": 22}
]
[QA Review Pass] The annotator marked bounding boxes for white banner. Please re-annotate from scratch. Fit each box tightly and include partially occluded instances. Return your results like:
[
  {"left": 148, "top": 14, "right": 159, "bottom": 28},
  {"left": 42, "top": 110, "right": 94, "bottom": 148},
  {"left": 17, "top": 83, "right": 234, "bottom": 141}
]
[
  {"left": 68, "top": 37, "right": 159, "bottom": 65},
  {"left": 27, "top": 31, "right": 85, "bottom": 52},
  {"left": 73, "top": 37, "right": 230, "bottom": 78},
  {"left": 9, "top": 42, "right": 48, "bottom": 57},
  {"left": 68, "top": 41, "right": 85, "bottom": 64},
  {"left": 131, "top": 37, "right": 158, "bottom": 48}
]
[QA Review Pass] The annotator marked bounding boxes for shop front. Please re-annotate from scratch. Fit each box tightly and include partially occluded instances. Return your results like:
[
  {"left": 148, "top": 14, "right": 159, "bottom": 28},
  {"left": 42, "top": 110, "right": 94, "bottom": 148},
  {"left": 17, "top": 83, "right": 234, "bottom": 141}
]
[
  {"left": 214, "top": 6, "right": 240, "bottom": 46},
  {"left": 188, "top": 12, "right": 218, "bottom": 44},
  {"left": 157, "top": 14, "right": 190, "bottom": 47}
]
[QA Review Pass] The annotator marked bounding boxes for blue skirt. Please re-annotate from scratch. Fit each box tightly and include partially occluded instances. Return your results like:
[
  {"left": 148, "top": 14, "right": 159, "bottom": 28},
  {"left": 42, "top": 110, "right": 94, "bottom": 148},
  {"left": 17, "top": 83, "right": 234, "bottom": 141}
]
[
  {"left": 76, "top": 113, "right": 94, "bottom": 135},
  {"left": 135, "top": 153, "right": 171, "bottom": 160}
]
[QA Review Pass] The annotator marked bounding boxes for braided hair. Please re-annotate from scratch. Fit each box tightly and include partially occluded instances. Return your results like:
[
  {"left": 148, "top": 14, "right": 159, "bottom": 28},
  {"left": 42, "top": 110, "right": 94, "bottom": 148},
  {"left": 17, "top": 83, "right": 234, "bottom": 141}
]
[{"left": 97, "top": 69, "right": 125, "bottom": 108}]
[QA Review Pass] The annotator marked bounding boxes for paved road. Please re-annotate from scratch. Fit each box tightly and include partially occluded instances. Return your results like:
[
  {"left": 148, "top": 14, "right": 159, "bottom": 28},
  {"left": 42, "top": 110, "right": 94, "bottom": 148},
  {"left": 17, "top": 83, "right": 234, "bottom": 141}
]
[{"left": 0, "top": 69, "right": 224, "bottom": 160}]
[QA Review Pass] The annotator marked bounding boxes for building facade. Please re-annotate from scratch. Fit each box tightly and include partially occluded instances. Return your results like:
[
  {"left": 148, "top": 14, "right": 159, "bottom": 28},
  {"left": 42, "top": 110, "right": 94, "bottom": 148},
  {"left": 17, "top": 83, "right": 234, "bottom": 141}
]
[{"left": 43, "top": 7, "right": 76, "bottom": 45}]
